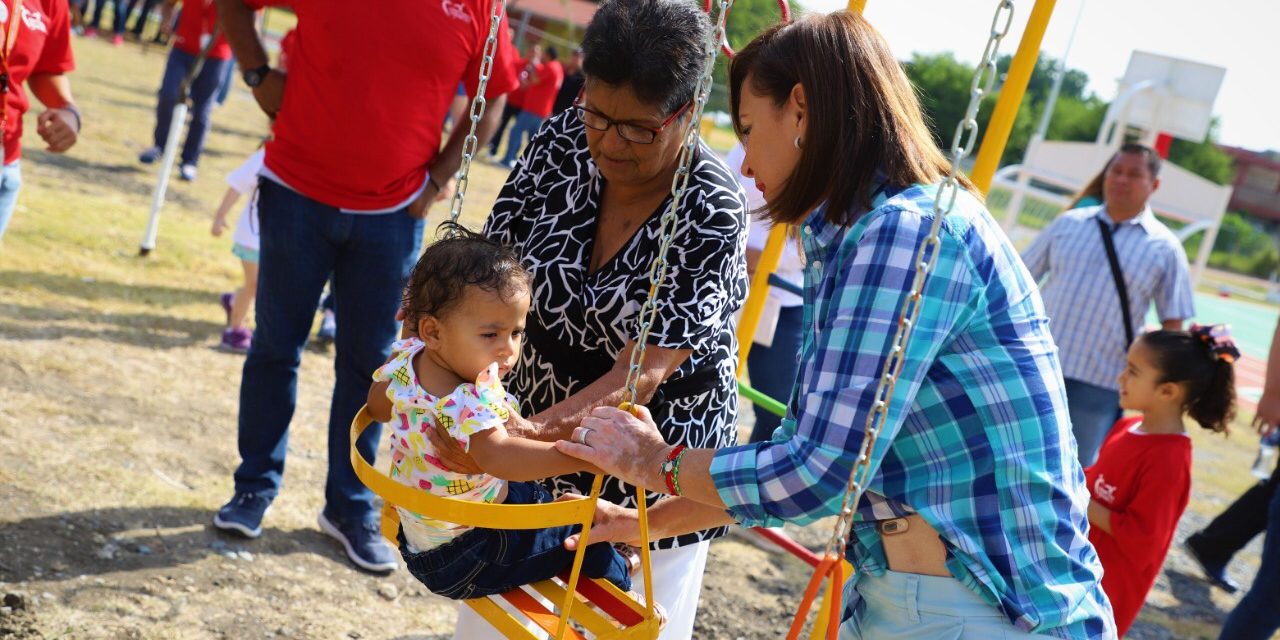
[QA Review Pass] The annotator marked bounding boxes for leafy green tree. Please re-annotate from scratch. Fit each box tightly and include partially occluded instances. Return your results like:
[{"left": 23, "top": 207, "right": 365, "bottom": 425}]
[
  {"left": 1167, "top": 118, "right": 1236, "bottom": 185},
  {"left": 706, "top": 0, "right": 802, "bottom": 113}
]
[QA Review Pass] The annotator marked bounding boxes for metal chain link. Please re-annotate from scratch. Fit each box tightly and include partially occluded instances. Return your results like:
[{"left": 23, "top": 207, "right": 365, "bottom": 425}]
[
  {"left": 620, "top": 0, "right": 733, "bottom": 406},
  {"left": 820, "top": 0, "right": 1016, "bottom": 564},
  {"left": 448, "top": 0, "right": 507, "bottom": 223}
]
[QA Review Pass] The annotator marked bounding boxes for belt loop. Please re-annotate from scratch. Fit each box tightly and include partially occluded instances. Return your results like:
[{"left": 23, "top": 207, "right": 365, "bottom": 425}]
[{"left": 906, "top": 573, "right": 921, "bottom": 623}]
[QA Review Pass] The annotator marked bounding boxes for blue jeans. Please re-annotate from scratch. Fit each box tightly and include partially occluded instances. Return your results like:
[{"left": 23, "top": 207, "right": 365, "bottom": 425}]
[
  {"left": 1063, "top": 377, "right": 1120, "bottom": 468},
  {"left": 501, "top": 110, "right": 544, "bottom": 166},
  {"left": 154, "top": 48, "right": 233, "bottom": 167},
  {"left": 747, "top": 304, "right": 804, "bottom": 443},
  {"left": 399, "top": 481, "right": 631, "bottom": 600},
  {"left": 0, "top": 162, "right": 22, "bottom": 241},
  {"left": 233, "top": 179, "right": 424, "bottom": 522},
  {"left": 1220, "top": 483, "right": 1280, "bottom": 639},
  {"left": 87, "top": 0, "right": 126, "bottom": 33},
  {"left": 840, "top": 571, "right": 1054, "bottom": 639}
]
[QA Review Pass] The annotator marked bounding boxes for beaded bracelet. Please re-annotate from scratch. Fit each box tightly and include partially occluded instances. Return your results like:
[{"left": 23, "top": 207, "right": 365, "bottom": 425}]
[{"left": 661, "top": 444, "right": 688, "bottom": 496}]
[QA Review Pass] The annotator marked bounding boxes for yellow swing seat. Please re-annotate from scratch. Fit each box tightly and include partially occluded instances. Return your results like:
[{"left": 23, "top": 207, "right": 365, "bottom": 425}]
[{"left": 350, "top": 406, "right": 662, "bottom": 640}]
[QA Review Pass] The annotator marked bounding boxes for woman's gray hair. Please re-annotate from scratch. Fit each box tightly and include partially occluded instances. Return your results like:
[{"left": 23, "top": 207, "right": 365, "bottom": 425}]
[{"left": 580, "top": 0, "right": 711, "bottom": 114}]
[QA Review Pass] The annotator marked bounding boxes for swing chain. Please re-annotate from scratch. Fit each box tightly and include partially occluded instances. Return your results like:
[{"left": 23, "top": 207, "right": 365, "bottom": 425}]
[
  {"left": 819, "top": 0, "right": 1016, "bottom": 564},
  {"left": 448, "top": 0, "right": 507, "bottom": 223},
  {"left": 620, "top": 0, "right": 733, "bottom": 406}
]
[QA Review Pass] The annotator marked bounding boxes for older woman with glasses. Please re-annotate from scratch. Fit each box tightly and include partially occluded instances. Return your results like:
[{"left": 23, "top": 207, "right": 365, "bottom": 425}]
[{"left": 432, "top": 0, "right": 748, "bottom": 636}]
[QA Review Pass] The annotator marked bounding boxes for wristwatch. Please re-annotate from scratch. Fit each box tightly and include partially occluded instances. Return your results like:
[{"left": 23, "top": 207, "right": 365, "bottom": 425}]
[{"left": 242, "top": 64, "right": 272, "bottom": 89}]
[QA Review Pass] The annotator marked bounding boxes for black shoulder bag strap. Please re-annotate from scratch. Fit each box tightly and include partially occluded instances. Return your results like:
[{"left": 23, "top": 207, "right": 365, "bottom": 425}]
[{"left": 1096, "top": 217, "right": 1135, "bottom": 348}]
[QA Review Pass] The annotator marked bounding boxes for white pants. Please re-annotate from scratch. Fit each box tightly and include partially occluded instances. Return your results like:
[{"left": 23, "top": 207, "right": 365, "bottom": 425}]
[{"left": 451, "top": 540, "right": 711, "bottom": 639}]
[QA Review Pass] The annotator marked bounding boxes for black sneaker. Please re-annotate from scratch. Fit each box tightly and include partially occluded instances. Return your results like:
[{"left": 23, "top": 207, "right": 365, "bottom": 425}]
[
  {"left": 212, "top": 492, "right": 273, "bottom": 538},
  {"left": 1183, "top": 535, "right": 1240, "bottom": 594},
  {"left": 317, "top": 511, "right": 397, "bottom": 574}
]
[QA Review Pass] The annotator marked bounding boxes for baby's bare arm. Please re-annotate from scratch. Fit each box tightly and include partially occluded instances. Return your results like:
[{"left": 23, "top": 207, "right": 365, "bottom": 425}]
[{"left": 468, "top": 428, "right": 602, "bottom": 481}]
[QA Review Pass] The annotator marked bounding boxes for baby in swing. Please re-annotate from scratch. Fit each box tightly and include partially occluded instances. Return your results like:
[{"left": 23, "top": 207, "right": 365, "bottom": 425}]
[{"left": 367, "top": 223, "right": 634, "bottom": 600}]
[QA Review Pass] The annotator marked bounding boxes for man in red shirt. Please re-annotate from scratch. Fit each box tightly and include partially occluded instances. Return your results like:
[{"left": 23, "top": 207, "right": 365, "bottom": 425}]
[
  {"left": 136, "top": 0, "right": 234, "bottom": 182},
  {"left": 0, "top": 0, "right": 80, "bottom": 242},
  {"left": 211, "top": 0, "right": 518, "bottom": 573},
  {"left": 499, "top": 45, "right": 563, "bottom": 168}
]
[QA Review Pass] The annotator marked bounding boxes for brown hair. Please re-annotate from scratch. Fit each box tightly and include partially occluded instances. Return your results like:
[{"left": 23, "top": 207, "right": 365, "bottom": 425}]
[{"left": 729, "top": 11, "right": 974, "bottom": 226}]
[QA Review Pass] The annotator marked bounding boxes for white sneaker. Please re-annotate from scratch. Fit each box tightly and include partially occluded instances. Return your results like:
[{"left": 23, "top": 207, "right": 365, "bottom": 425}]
[{"left": 179, "top": 163, "right": 198, "bottom": 181}]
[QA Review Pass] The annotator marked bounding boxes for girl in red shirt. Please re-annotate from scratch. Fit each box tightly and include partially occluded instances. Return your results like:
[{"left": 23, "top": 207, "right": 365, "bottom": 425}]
[{"left": 1086, "top": 324, "right": 1239, "bottom": 636}]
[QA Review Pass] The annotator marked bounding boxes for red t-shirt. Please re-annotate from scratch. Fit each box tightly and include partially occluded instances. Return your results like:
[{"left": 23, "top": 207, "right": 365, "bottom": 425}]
[
  {"left": 2, "top": 0, "right": 75, "bottom": 164},
  {"left": 249, "top": 0, "right": 518, "bottom": 211},
  {"left": 521, "top": 59, "right": 563, "bottom": 119},
  {"left": 1084, "top": 416, "right": 1192, "bottom": 637},
  {"left": 503, "top": 56, "right": 528, "bottom": 109},
  {"left": 172, "top": 1, "right": 232, "bottom": 61}
]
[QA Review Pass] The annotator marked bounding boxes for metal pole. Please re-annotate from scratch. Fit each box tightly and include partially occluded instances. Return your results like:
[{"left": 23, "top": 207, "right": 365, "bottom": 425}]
[
  {"left": 969, "top": 0, "right": 1057, "bottom": 195},
  {"left": 138, "top": 30, "right": 221, "bottom": 256},
  {"left": 1004, "top": 0, "right": 1083, "bottom": 227}
]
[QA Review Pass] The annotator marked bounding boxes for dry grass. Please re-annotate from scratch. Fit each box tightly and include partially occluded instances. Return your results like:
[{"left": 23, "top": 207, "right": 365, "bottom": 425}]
[{"left": 0, "top": 32, "right": 1272, "bottom": 640}]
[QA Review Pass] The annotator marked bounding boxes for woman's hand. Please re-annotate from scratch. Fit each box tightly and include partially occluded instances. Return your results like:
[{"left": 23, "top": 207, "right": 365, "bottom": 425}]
[
  {"left": 36, "top": 108, "right": 77, "bottom": 153},
  {"left": 555, "top": 405, "right": 671, "bottom": 491},
  {"left": 557, "top": 493, "right": 643, "bottom": 549},
  {"left": 424, "top": 418, "right": 485, "bottom": 475},
  {"left": 1256, "top": 390, "right": 1280, "bottom": 438}
]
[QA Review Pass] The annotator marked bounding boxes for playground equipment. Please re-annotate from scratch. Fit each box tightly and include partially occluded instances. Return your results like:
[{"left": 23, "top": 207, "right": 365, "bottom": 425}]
[{"left": 991, "top": 50, "right": 1232, "bottom": 284}]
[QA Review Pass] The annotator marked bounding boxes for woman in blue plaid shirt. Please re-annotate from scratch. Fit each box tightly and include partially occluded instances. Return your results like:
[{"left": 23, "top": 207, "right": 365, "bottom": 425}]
[{"left": 557, "top": 11, "right": 1117, "bottom": 639}]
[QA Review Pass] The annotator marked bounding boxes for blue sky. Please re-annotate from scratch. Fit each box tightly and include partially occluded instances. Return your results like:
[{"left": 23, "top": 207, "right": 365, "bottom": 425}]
[{"left": 796, "top": 0, "right": 1280, "bottom": 152}]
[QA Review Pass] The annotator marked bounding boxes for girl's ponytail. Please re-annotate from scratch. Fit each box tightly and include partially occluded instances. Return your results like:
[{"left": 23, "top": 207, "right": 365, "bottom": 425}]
[{"left": 1141, "top": 324, "right": 1239, "bottom": 433}]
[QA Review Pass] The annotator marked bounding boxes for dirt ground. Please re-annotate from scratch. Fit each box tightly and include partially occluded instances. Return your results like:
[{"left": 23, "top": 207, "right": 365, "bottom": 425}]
[{"left": 0, "top": 29, "right": 1271, "bottom": 640}]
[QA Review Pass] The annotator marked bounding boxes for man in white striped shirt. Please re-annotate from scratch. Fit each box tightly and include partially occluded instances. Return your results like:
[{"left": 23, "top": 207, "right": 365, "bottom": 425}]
[{"left": 1022, "top": 144, "right": 1196, "bottom": 467}]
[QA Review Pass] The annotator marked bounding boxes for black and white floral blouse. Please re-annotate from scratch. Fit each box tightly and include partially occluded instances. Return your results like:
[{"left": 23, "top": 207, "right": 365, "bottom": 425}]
[{"left": 484, "top": 113, "right": 749, "bottom": 549}]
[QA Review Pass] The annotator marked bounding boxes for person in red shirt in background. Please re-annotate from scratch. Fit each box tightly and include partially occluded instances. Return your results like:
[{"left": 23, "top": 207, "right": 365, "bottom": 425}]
[
  {"left": 0, "top": 0, "right": 80, "bottom": 243},
  {"left": 136, "top": 0, "right": 235, "bottom": 182},
  {"left": 210, "top": 0, "right": 517, "bottom": 575},
  {"left": 499, "top": 45, "right": 563, "bottom": 168},
  {"left": 486, "top": 43, "right": 533, "bottom": 159},
  {"left": 1086, "top": 324, "right": 1239, "bottom": 635}
]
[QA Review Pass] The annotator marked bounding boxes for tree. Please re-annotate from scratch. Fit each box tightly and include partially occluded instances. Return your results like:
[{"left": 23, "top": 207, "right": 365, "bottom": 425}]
[
  {"left": 705, "top": 0, "right": 800, "bottom": 113},
  {"left": 1167, "top": 118, "right": 1236, "bottom": 185},
  {"left": 902, "top": 52, "right": 1107, "bottom": 164}
]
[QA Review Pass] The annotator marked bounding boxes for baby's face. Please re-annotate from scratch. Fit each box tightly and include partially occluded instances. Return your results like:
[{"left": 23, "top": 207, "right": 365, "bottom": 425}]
[{"left": 433, "top": 285, "right": 530, "bottom": 382}]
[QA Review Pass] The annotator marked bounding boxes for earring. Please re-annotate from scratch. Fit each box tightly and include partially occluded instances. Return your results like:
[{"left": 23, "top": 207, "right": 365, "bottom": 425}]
[{"left": 794, "top": 135, "right": 803, "bottom": 150}]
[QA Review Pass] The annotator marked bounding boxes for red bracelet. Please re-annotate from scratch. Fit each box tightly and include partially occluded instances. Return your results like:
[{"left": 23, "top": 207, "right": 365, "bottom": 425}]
[{"left": 660, "top": 444, "right": 687, "bottom": 496}]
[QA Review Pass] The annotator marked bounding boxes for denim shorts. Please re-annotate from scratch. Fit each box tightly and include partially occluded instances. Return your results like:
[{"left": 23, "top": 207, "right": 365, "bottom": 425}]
[
  {"left": 231, "top": 242, "right": 260, "bottom": 264},
  {"left": 399, "top": 481, "right": 631, "bottom": 600}
]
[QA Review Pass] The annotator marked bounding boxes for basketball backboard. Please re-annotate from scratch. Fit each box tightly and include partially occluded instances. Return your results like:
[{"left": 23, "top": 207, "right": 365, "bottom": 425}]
[{"left": 1119, "top": 50, "right": 1226, "bottom": 142}]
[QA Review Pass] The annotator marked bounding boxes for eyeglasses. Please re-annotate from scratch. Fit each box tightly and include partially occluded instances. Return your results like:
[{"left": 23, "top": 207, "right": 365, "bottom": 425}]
[{"left": 573, "top": 92, "right": 693, "bottom": 145}]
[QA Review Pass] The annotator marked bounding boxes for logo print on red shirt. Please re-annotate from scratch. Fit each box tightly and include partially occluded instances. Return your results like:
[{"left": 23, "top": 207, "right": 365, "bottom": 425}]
[
  {"left": 1093, "top": 474, "right": 1117, "bottom": 504},
  {"left": 441, "top": 0, "right": 472, "bottom": 23}
]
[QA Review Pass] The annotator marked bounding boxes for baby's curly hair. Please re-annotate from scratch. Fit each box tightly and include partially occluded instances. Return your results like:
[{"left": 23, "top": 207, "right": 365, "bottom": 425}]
[{"left": 403, "top": 222, "right": 532, "bottom": 323}]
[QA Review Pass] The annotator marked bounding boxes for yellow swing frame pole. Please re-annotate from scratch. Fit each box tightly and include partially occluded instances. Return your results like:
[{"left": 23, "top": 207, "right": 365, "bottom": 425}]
[{"left": 968, "top": 0, "right": 1057, "bottom": 195}]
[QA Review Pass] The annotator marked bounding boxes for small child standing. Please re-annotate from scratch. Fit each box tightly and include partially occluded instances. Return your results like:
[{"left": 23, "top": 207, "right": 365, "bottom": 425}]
[
  {"left": 1085, "top": 324, "right": 1239, "bottom": 636},
  {"left": 366, "top": 224, "right": 632, "bottom": 600},
  {"left": 211, "top": 147, "right": 264, "bottom": 353}
]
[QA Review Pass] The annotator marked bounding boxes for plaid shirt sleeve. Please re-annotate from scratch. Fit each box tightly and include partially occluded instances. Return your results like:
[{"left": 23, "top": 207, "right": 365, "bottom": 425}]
[{"left": 710, "top": 206, "right": 975, "bottom": 526}]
